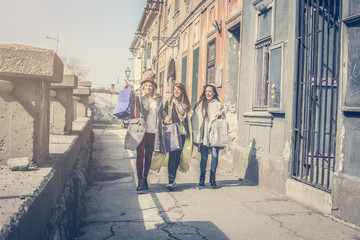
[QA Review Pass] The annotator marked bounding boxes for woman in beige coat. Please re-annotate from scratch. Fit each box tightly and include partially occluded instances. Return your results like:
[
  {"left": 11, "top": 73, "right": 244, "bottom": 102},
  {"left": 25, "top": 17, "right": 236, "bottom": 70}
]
[
  {"left": 192, "top": 84, "right": 225, "bottom": 187},
  {"left": 124, "top": 78, "right": 171, "bottom": 191}
]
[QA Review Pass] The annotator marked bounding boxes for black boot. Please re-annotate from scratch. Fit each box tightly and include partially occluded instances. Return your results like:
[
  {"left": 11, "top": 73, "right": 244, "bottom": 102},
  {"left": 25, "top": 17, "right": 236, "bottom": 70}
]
[
  {"left": 143, "top": 177, "right": 149, "bottom": 190},
  {"left": 199, "top": 172, "right": 206, "bottom": 186},
  {"left": 136, "top": 179, "right": 144, "bottom": 191},
  {"left": 210, "top": 171, "right": 217, "bottom": 187}
]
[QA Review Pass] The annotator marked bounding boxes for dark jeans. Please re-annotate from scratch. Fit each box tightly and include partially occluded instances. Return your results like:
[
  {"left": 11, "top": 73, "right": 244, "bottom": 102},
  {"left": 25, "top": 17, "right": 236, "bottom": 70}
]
[
  {"left": 136, "top": 132, "right": 155, "bottom": 179},
  {"left": 200, "top": 145, "right": 220, "bottom": 173},
  {"left": 168, "top": 134, "right": 186, "bottom": 183}
]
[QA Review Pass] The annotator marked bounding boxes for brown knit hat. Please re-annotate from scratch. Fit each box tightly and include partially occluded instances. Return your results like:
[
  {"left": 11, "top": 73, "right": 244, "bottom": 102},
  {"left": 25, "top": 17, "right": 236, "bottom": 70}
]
[{"left": 140, "top": 77, "right": 157, "bottom": 89}]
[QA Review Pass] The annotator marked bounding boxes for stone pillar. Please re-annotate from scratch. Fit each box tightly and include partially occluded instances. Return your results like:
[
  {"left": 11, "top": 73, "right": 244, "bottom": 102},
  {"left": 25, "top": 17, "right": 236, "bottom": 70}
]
[
  {"left": 50, "top": 74, "right": 78, "bottom": 135},
  {"left": 0, "top": 44, "right": 63, "bottom": 165},
  {"left": 73, "top": 81, "right": 91, "bottom": 118}
]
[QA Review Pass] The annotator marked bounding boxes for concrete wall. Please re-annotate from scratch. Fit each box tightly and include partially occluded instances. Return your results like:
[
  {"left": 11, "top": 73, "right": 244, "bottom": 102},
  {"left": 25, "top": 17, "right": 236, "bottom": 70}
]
[{"left": 0, "top": 118, "right": 93, "bottom": 240}]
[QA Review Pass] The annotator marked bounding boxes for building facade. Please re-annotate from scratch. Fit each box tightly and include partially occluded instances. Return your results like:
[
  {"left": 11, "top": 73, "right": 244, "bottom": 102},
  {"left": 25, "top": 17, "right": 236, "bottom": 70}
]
[
  {"left": 237, "top": 0, "right": 360, "bottom": 226},
  {"left": 130, "top": 0, "right": 360, "bottom": 227}
]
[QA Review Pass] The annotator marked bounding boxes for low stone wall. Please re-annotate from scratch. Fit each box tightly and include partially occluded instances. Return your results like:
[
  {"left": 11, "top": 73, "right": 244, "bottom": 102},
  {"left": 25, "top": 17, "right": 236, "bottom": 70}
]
[{"left": 0, "top": 118, "right": 93, "bottom": 240}]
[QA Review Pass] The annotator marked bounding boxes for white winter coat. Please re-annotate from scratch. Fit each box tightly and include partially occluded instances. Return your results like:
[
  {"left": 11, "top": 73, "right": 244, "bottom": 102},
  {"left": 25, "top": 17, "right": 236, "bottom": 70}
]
[{"left": 191, "top": 99, "right": 225, "bottom": 147}]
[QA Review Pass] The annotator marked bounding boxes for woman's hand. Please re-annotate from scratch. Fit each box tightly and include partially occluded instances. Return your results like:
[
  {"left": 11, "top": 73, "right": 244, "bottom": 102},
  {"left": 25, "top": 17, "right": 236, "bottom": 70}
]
[
  {"left": 217, "top": 110, "right": 223, "bottom": 118},
  {"left": 124, "top": 80, "right": 130, "bottom": 89},
  {"left": 164, "top": 116, "right": 172, "bottom": 124}
]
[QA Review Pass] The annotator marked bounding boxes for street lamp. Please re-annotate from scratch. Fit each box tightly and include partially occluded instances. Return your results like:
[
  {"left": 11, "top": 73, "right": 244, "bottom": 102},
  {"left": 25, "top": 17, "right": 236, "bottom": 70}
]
[
  {"left": 125, "top": 67, "right": 131, "bottom": 80},
  {"left": 45, "top": 33, "right": 60, "bottom": 53},
  {"left": 125, "top": 67, "right": 132, "bottom": 87}
]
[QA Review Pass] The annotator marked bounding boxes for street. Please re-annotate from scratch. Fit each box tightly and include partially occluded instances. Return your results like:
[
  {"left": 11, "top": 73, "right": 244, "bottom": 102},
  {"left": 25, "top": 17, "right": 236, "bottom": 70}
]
[{"left": 75, "top": 128, "right": 360, "bottom": 240}]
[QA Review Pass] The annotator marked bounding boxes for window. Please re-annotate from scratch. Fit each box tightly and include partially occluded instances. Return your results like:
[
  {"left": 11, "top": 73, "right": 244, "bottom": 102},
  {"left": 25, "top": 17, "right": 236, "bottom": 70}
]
[
  {"left": 345, "top": 22, "right": 360, "bottom": 108},
  {"left": 254, "top": 45, "right": 269, "bottom": 109},
  {"left": 143, "top": 42, "right": 152, "bottom": 70},
  {"left": 268, "top": 45, "right": 283, "bottom": 110},
  {"left": 257, "top": 8, "right": 272, "bottom": 40},
  {"left": 253, "top": 7, "right": 272, "bottom": 110},
  {"left": 207, "top": 40, "right": 216, "bottom": 84},
  {"left": 146, "top": 42, "right": 152, "bottom": 61},
  {"left": 159, "top": 71, "right": 164, "bottom": 97},
  {"left": 192, "top": 48, "right": 199, "bottom": 107},
  {"left": 175, "top": 0, "right": 179, "bottom": 11},
  {"left": 164, "top": 1, "right": 168, "bottom": 27},
  {"left": 181, "top": 56, "right": 187, "bottom": 86}
]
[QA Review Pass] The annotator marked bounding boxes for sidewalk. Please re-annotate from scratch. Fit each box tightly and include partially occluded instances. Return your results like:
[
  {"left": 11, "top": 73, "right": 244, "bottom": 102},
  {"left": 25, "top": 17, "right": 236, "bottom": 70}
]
[{"left": 76, "top": 129, "right": 360, "bottom": 240}]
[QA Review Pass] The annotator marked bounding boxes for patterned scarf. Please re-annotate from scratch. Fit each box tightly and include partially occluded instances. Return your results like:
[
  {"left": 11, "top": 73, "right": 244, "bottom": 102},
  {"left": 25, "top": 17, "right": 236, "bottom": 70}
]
[{"left": 173, "top": 99, "right": 187, "bottom": 122}]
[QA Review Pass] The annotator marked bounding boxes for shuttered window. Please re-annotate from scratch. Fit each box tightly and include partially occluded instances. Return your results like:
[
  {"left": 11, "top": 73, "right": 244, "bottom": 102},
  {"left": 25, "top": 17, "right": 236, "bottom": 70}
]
[
  {"left": 181, "top": 56, "right": 187, "bottom": 86},
  {"left": 207, "top": 40, "right": 216, "bottom": 84},
  {"left": 192, "top": 48, "right": 199, "bottom": 106}
]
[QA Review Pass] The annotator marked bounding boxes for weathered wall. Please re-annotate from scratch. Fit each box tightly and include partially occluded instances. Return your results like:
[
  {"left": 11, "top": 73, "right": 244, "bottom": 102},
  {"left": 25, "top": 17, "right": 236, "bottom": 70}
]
[
  {"left": 331, "top": 2, "right": 360, "bottom": 227},
  {"left": 234, "top": 0, "right": 297, "bottom": 194}
]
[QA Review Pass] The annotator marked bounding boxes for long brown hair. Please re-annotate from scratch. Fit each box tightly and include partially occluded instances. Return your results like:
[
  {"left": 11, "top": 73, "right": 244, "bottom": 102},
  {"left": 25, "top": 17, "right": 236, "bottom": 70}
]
[
  {"left": 194, "top": 84, "right": 220, "bottom": 119},
  {"left": 169, "top": 82, "right": 191, "bottom": 112}
]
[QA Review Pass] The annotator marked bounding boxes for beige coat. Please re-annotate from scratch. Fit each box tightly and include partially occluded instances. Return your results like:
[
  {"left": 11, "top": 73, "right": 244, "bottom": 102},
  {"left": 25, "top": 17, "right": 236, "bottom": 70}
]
[
  {"left": 124, "top": 90, "right": 167, "bottom": 153},
  {"left": 191, "top": 99, "right": 225, "bottom": 147}
]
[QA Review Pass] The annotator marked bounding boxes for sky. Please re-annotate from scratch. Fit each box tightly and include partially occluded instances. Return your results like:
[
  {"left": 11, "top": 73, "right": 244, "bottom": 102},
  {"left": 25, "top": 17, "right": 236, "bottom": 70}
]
[{"left": 0, "top": 0, "right": 147, "bottom": 87}]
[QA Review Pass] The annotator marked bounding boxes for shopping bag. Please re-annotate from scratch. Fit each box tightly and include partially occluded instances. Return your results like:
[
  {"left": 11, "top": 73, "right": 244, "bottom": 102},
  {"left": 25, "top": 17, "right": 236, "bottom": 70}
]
[
  {"left": 129, "top": 90, "right": 141, "bottom": 118},
  {"left": 209, "top": 117, "right": 229, "bottom": 147},
  {"left": 151, "top": 152, "right": 169, "bottom": 172},
  {"left": 113, "top": 88, "right": 131, "bottom": 118},
  {"left": 163, "top": 123, "right": 183, "bottom": 152}
]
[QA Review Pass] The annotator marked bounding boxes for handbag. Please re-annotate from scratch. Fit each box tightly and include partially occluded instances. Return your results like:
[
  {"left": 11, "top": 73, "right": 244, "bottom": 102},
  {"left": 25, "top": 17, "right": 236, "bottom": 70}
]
[
  {"left": 113, "top": 88, "right": 131, "bottom": 118},
  {"left": 124, "top": 117, "right": 146, "bottom": 150},
  {"left": 124, "top": 91, "right": 146, "bottom": 150},
  {"left": 163, "top": 123, "right": 183, "bottom": 152},
  {"left": 209, "top": 116, "right": 229, "bottom": 147}
]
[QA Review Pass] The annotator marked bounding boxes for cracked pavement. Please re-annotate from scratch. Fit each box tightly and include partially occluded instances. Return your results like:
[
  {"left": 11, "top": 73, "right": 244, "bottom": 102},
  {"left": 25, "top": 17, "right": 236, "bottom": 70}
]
[{"left": 75, "top": 129, "right": 360, "bottom": 240}]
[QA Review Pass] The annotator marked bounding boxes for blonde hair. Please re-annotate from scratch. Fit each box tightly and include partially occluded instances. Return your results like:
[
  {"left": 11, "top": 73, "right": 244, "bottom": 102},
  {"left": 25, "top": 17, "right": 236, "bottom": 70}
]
[{"left": 140, "top": 82, "right": 156, "bottom": 99}]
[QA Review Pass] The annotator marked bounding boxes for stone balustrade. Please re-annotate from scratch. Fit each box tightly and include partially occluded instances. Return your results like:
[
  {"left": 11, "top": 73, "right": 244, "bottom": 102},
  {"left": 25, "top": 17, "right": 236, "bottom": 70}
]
[
  {"left": 0, "top": 44, "right": 93, "bottom": 239},
  {"left": 0, "top": 44, "right": 63, "bottom": 165},
  {"left": 50, "top": 74, "right": 78, "bottom": 135},
  {"left": 73, "top": 81, "right": 91, "bottom": 118}
]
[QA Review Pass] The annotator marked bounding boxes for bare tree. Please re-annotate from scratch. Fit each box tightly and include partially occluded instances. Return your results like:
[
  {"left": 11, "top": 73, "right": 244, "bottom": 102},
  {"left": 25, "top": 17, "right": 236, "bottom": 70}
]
[{"left": 61, "top": 56, "right": 89, "bottom": 81}]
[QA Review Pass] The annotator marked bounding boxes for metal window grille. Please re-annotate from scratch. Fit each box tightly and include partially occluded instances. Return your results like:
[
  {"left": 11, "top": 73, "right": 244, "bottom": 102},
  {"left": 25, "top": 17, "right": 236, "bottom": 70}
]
[{"left": 293, "top": 0, "right": 341, "bottom": 192}]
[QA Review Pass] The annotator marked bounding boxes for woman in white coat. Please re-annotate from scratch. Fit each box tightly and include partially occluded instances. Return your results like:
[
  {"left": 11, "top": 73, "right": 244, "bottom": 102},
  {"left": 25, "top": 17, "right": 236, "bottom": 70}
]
[{"left": 192, "top": 84, "right": 226, "bottom": 187}]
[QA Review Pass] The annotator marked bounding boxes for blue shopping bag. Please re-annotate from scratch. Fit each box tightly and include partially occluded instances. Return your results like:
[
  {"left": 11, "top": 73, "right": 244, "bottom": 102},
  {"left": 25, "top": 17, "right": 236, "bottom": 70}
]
[
  {"left": 163, "top": 123, "right": 183, "bottom": 152},
  {"left": 113, "top": 88, "right": 131, "bottom": 118}
]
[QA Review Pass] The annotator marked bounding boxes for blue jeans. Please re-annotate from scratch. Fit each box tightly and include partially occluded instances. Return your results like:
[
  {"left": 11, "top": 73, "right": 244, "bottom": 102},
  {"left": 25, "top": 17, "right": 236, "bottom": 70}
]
[{"left": 200, "top": 145, "right": 220, "bottom": 173}]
